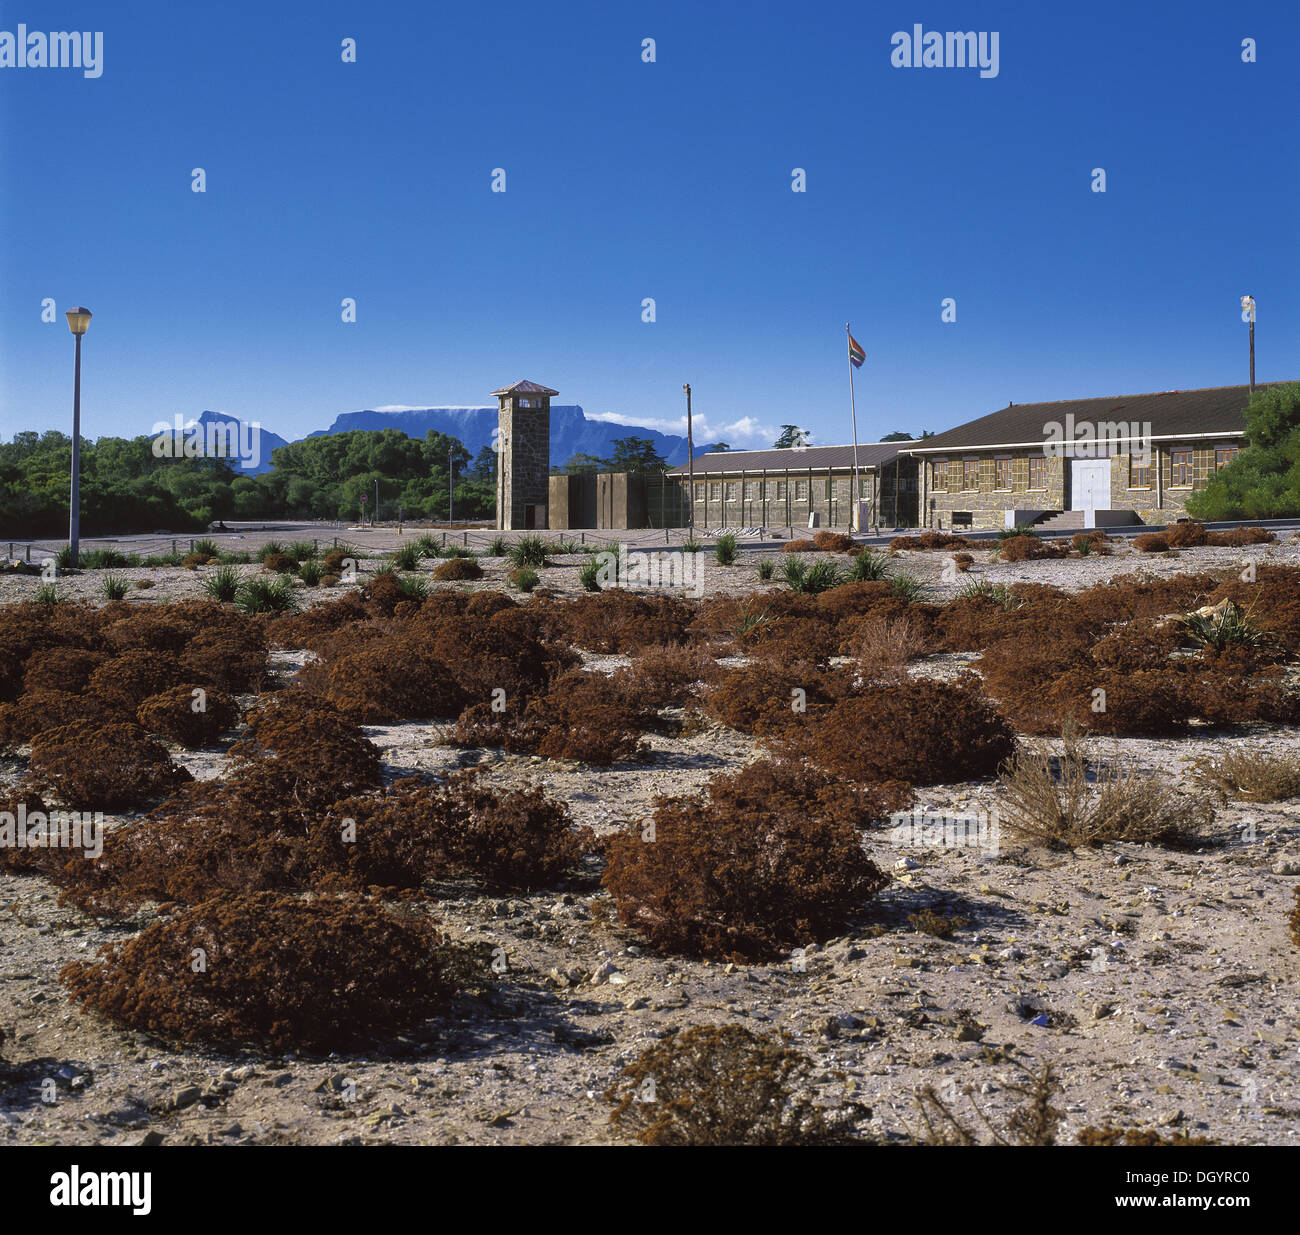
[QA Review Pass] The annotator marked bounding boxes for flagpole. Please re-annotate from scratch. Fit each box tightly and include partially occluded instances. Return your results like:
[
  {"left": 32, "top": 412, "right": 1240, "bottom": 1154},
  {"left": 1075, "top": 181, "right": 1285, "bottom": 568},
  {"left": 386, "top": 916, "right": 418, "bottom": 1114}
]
[{"left": 847, "top": 322, "right": 861, "bottom": 531}]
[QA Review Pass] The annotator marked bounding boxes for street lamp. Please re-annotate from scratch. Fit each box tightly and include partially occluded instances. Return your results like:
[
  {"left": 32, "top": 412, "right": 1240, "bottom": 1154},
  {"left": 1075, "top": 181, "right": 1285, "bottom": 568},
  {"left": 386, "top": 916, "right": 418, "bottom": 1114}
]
[
  {"left": 64, "top": 307, "right": 92, "bottom": 567},
  {"left": 683, "top": 383, "right": 694, "bottom": 534},
  {"left": 1240, "top": 295, "right": 1256, "bottom": 395}
]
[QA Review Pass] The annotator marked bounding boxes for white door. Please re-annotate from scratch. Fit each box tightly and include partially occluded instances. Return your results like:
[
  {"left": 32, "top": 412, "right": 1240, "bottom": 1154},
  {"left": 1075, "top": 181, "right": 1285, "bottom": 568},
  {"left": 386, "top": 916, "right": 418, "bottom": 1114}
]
[{"left": 1070, "top": 458, "right": 1111, "bottom": 523}]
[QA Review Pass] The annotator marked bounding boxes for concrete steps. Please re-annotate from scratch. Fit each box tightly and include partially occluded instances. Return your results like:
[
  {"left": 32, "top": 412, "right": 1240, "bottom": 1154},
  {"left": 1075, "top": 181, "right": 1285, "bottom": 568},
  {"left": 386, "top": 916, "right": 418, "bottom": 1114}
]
[{"left": 1034, "top": 510, "right": 1085, "bottom": 532}]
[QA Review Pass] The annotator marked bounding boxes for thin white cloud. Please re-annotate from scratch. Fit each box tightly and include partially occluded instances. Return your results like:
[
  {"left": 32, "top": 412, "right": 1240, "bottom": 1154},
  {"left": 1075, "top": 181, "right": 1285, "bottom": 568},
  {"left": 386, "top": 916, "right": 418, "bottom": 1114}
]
[
  {"left": 370, "top": 404, "right": 492, "bottom": 413},
  {"left": 587, "top": 410, "right": 780, "bottom": 446}
]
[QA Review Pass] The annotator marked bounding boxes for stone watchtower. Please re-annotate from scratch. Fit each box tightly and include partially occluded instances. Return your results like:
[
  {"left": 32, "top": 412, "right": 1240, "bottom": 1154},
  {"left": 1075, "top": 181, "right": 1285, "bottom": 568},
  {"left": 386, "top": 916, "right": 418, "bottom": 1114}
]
[{"left": 494, "top": 379, "right": 556, "bottom": 530}]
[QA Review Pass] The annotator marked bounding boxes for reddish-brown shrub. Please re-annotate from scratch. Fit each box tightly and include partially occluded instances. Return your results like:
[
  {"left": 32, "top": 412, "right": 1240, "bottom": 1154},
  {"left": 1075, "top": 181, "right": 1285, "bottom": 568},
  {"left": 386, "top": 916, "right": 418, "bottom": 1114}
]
[
  {"left": 261, "top": 553, "right": 297, "bottom": 573},
  {"left": 60, "top": 893, "right": 464, "bottom": 1050},
  {"left": 0, "top": 784, "right": 69, "bottom": 877},
  {"left": 228, "top": 690, "right": 383, "bottom": 808},
  {"left": 297, "top": 635, "right": 465, "bottom": 723},
  {"left": 136, "top": 685, "right": 240, "bottom": 747},
  {"left": 890, "top": 531, "right": 971, "bottom": 550},
  {"left": 783, "top": 539, "right": 816, "bottom": 553},
  {"left": 177, "top": 626, "right": 269, "bottom": 694},
  {"left": 1207, "top": 526, "right": 1274, "bottom": 547},
  {"left": 320, "top": 771, "right": 580, "bottom": 893},
  {"left": 1071, "top": 530, "right": 1111, "bottom": 554},
  {"left": 778, "top": 677, "right": 1015, "bottom": 785},
  {"left": 703, "top": 662, "right": 849, "bottom": 735},
  {"left": 999, "top": 534, "right": 1067, "bottom": 562},
  {"left": 450, "top": 668, "right": 652, "bottom": 765},
  {"left": 952, "top": 552, "right": 975, "bottom": 571},
  {"left": 86, "top": 649, "right": 186, "bottom": 712},
  {"left": 100, "top": 609, "right": 197, "bottom": 654},
  {"left": 1089, "top": 619, "right": 1184, "bottom": 672},
  {"left": 1072, "top": 573, "right": 1217, "bottom": 625},
  {"left": 623, "top": 644, "right": 723, "bottom": 707},
  {"left": 812, "top": 530, "right": 855, "bottom": 552},
  {"left": 1133, "top": 532, "right": 1170, "bottom": 552},
  {"left": 0, "top": 688, "right": 123, "bottom": 748},
  {"left": 603, "top": 763, "right": 888, "bottom": 961},
  {"left": 433, "top": 557, "right": 483, "bottom": 581},
  {"left": 55, "top": 813, "right": 310, "bottom": 917},
  {"left": 743, "top": 615, "right": 838, "bottom": 667},
  {"left": 539, "top": 591, "right": 694, "bottom": 652},
  {"left": 322, "top": 548, "right": 352, "bottom": 573},
  {"left": 28, "top": 720, "right": 191, "bottom": 809},
  {"left": 1209, "top": 565, "right": 1300, "bottom": 654},
  {"left": 21, "top": 648, "right": 110, "bottom": 694},
  {"left": 1164, "top": 521, "right": 1209, "bottom": 548}
]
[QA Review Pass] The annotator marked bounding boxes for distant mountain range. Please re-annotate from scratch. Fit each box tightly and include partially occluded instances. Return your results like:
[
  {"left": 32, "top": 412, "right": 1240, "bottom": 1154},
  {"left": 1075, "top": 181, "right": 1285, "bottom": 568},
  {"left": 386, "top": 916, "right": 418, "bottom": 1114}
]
[{"left": 186, "top": 406, "right": 691, "bottom": 475}]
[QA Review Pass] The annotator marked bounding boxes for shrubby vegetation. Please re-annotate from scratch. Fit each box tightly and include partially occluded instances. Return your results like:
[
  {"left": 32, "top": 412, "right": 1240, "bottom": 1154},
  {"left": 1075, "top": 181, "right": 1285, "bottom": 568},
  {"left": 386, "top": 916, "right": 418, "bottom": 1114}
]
[{"left": 0, "top": 426, "right": 496, "bottom": 536}]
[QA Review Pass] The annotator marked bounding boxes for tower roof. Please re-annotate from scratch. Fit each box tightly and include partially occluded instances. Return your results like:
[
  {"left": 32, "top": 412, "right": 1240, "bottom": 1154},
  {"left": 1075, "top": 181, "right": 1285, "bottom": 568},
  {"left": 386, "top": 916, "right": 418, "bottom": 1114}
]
[{"left": 491, "top": 380, "right": 559, "bottom": 397}]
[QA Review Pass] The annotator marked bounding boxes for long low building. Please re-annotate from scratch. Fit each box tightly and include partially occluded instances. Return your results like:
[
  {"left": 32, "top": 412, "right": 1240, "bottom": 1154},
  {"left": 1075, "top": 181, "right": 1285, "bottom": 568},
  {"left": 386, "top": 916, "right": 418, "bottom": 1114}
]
[
  {"left": 902, "top": 382, "right": 1282, "bottom": 532},
  {"left": 665, "top": 442, "right": 919, "bottom": 530}
]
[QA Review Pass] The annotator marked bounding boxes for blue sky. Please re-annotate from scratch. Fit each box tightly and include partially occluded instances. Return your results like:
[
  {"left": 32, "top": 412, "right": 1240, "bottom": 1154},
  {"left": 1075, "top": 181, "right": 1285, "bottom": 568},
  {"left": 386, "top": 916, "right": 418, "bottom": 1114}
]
[{"left": 1, "top": 0, "right": 1295, "bottom": 450}]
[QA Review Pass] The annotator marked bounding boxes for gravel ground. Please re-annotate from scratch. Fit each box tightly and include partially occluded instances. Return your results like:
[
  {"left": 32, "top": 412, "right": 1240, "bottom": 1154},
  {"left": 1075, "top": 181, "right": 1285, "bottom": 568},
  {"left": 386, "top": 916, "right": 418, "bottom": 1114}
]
[{"left": 1, "top": 539, "right": 1298, "bottom": 1145}]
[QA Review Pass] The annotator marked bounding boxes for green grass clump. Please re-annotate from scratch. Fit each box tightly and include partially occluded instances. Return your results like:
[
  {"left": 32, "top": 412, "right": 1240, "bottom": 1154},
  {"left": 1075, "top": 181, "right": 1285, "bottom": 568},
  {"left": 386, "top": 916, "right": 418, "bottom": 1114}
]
[
  {"left": 101, "top": 574, "right": 130, "bottom": 601},
  {"left": 757, "top": 557, "right": 775, "bottom": 580},
  {"left": 298, "top": 560, "right": 325, "bottom": 587},
  {"left": 506, "top": 535, "right": 549, "bottom": 569},
  {"left": 287, "top": 540, "right": 318, "bottom": 562},
  {"left": 191, "top": 538, "right": 220, "bottom": 559},
  {"left": 715, "top": 534, "right": 738, "bottom": 566},
  {"left": 578, "top": 557, "right": 604, "bottom": 592},
  {"left": 257, "top": 539, "right": 288, "bottom": 561},
  {"left": 510, "top": 567, "right": 540, "bottom": 592},
  {"left": 202, "top": 564, "right": 243, "bottom": 602},
  {"left": 235, "top": 576, "right": 298, "bottom": 614},
  {"left": 397, "top": 574, "right": 431, "bottom": 601},
  {"left": 847, "top": 549, "right": 889, "bottom": 581},
  {"left": 889, "top": 574, "right": 925, "bottom": 603},
  {"left": 390, "top": 542, "right": 422, "bottom": 571}
]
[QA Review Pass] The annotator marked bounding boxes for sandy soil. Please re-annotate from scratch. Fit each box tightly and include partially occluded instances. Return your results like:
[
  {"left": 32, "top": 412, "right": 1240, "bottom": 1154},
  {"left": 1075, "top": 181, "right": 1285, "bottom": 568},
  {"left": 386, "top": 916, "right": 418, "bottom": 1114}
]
[{"left": 1, "top": 537, "right": 1298, "bottom": 1146}]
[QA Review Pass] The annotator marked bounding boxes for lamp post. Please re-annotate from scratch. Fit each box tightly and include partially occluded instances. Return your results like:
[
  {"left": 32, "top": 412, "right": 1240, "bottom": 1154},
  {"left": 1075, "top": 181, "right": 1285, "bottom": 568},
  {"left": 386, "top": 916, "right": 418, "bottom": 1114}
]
[
  {"left": 64, "top": 307, "right": 92, "bottom": 567},
  {"left": 1240, "top": 295, "right": 1256, "bottom": 394},
  {"left": 683, "top": 383, "right": 694, "bottom": 534}
]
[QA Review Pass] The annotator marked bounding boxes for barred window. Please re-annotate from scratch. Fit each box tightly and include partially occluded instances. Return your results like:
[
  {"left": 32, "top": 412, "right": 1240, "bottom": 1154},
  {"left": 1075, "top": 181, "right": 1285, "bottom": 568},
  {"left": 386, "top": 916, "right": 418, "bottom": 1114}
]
[
  {"left": 932, "top": 460, "right": 950, "bottom": 491},
  {"left": 962, "top": 459, "right": 979, "bottom": 491},
  {"left": 724, "top": 482, "right": 738, "bottom": 501},
  {"left": 1028, "top": 456, "right": 1046, "bottom": 490},
  {"left": 1129, "top": 456, "right": 1151, "bottom": 488},
  {"left": 994, "top": 458, "right": 1012, "bottom": 490},
  {"left": 1170, "top": 449, "right": 1193, "bottom": 487},
  {"left": 794, "top": 480, "right": 808, "bottom": 501}
]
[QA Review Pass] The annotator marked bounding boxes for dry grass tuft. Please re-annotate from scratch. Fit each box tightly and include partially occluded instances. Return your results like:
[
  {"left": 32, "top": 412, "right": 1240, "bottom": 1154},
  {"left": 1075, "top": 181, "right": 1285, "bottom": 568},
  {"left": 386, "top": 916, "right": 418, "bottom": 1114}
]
[
  {"left": 1192, "top": 749, "right": 1300, "bottom": 803},
  {"left": 997, "top": 728, "right": 1211, "bottom": 849}
]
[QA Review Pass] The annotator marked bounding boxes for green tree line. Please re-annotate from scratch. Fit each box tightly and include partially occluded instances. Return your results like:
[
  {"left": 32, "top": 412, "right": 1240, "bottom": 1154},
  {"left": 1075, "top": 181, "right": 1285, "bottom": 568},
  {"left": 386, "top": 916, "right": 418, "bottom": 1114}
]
[{"left": 0, "top": 427, "right": 498, "bottom": 538}]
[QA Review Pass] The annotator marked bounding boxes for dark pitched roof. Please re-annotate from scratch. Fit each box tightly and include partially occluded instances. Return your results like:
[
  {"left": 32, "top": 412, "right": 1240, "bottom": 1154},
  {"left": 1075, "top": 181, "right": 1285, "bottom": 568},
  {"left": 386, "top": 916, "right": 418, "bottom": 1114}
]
[
  {"left": 903, "top": 382, "right": 1291, "bottom": 452},
  {"left": 491, "top": 380, "right": 559, "bottom": 396},
  {"left": 667, "top": 442, "right": 905, "bottom": 475}
]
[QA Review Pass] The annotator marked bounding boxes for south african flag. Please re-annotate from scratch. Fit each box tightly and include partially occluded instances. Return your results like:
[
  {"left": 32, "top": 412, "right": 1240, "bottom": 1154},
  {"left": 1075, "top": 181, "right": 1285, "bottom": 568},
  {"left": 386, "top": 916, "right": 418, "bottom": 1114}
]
[{"left": 848, "top": 332, "right": 865, "bottom": 368}]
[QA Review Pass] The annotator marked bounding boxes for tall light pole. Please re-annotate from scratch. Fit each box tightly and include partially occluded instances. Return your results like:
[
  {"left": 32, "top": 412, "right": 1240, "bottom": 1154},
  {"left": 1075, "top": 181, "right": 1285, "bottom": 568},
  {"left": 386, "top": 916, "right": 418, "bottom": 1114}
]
[
  {"left": 64, "top": 307, "right": 92, "bottom": 567},
  {"left": 683, "top": 383, "right": 694, "bottom": 534},
  {"left": 448, "top": 445, "right": 455, "bottom": 524},
  {"left": 1241, "top": 295, "right": 1256, "bottom": 394}
]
